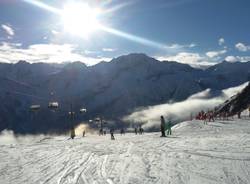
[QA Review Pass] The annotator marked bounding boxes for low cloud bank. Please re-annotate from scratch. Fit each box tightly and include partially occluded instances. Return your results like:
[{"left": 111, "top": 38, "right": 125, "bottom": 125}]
[
  {"left": 0, "top": 123, "right": 95, "bottom": 146},
  {"left": 0, "top": 130, "right": 17, "bottom": 145},
  {"left": 124, "top": 82, "right": 248, "bottom": 130},
  {"left": 0, "top": 130, "right": 49, "bottom": 146}
]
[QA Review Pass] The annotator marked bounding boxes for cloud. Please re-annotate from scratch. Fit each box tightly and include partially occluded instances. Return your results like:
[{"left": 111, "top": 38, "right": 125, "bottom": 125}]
[
  {"left": 157, "top": 52, "right": 216, "bottom": 68},
  {"left": 84, "top": 50, "right": 99, "bottom": 55},
  {"left": 206, "top": 49, "right": 227, "bottom": 58},
  {"left": 0, "top": 42, "right": 111, "bottom": 65},
  {"left": 0, "top": 130, "right": 17, "bottom": 145},
  {"left": 1, "top": 24, "right": 15, "bottom": 38},
  {"left": 189, "top": 43, "right": 197, "bottom": 48},
  {"left": 123, "top": 82, "right": 248, "bottom": 129},
  {"left": 218, "top": 38, "right": 225, "bottom": 46},
  {"left": 235, "top": 42, "right": 250, "bottom": 52},
  {"left": 102, "top": 48, "right": 117, "bottom": 52},
  {"left": 225, "top": 56, "right": 237, "bottom": 62},
  {"left": 157, "top": 52, "right": 203, "bottom": 64},
  {"left": 225, "top": 55, "right": 250, "bottom": 63},
  {"left": 0, "top": 129, "right": 58, "bottom": 146},
  {"left": 164, "top": 43, "right": 196, "bottom": 50},
  {"left": 222, "top": 82, "right": 249, "bottom": 97},
  {"left": 51, "top": 30, "right": 59, "bottom": 35}
]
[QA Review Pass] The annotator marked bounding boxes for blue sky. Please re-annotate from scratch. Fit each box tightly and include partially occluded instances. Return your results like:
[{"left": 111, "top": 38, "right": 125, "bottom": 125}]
[{"left": 0, "top": 0, "right": 250, "bottom": 66}]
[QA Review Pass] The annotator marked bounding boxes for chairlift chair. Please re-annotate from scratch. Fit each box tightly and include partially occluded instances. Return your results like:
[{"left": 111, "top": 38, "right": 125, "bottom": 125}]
[
  {"left": 79, "top": 108, "right": 87, "bottom": 113},
  {"left": 95, "top": 117, "right": 101, "bottom": 122},
  {"left": 30, "top": 105, "right": 41, "bottom": 112},
  {"left": 48, "top": 102, "right": 59, "bottom": 110}
]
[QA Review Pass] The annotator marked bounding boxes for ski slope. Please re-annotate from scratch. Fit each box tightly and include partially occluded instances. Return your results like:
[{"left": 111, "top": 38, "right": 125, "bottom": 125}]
[{"left": 0, "top": 118, "right": 250, "bottom": 184}]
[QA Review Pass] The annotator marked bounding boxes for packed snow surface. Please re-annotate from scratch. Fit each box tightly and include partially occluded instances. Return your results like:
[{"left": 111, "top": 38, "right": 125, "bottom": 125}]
[{"left": 1, "top": 119, "right": 250, "bottom": 184}]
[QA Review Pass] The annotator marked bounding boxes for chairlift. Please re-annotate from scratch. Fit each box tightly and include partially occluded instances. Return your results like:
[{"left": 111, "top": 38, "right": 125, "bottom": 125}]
[
  {"left": 30, "top": 105, "right": 41, "bottom": 112},
  {"left": 95, "top": 117, "right": 101, "bottom": 122},
  {"left": 48, "top": 102, "right": 59, "bottom": 110},
  {"left": 79, "top": 108, "right": 87, "bottom": 113}
]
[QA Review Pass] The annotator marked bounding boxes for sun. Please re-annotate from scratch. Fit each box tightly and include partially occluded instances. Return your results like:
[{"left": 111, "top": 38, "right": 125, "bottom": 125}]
[{"left": 61, "top": 3, "right": 101, "bottom": 38}]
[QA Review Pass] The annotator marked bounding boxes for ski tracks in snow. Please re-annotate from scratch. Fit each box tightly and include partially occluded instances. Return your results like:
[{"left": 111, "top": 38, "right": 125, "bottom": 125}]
[{"left": 1, "top": 119, "right": 250, "bottom": 184}]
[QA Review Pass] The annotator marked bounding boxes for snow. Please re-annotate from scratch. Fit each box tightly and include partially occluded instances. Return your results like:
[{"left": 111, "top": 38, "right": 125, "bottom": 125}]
[{"left": 1, "top": 118, "right": 250, "bottom": 184}]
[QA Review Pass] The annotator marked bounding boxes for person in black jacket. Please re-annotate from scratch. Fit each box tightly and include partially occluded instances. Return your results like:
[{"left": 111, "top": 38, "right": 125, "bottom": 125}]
[
  {"left": 160, "top": 116, "right": 166, "bottom": 137},
  {"left": 110, "top": 129, "right": 115, "bottom": 140},
  {"left": 70, "top": 128, "right": 75, "bottom": 139},
  {"left": 135, "top": 127, "right": 138, "bottom": 135}
]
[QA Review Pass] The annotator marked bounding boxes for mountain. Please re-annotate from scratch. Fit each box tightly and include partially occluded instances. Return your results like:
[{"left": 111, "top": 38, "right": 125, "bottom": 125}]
[
  {"left": 0, "top": 53, "right": 250, "bottom": 133},
  {"left": 215, "top": 82, "right": 250, "bottom": 116}
]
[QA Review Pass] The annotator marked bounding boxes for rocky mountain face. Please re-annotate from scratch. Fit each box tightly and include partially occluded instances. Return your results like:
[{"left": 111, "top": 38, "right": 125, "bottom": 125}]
[
  {"left": 215, "top": 82, "right": 250, "bottom": 116},
  {"left": 0, "top": 53, "right": 250, "bottom": 133}
]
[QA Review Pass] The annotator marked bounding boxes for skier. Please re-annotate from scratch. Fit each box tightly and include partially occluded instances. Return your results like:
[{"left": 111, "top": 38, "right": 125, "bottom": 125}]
[
  {"left": 99, "top": 128, "right": 103, "bottom": 136},
  {"left": 222, "top": 112, "right": 226, "bottom": 120},
  {"left": 203, "top": 113, "right": 207, "bottom": 125},
  {"left": 70, "top": 128, "right": 75, "bottom": 139},
  {"left": 120, "top": 129, "right": 123, "bottom": 135},
  {"left": 134, "top": 127, "right": 138, "bottom": 135},
  {"left": 120, "top": 128, "right": 125, "bottom": 135},
  {"left": 211, "top": 111, "right": 215, "bottom": 122},
  {"left": 208, "top": 111, "right": 212, "bottom": 122},
  {"left": 160, "top": 116, "right": 166, "bottom": 137},
  {"left": 140, "top": 127, "right": 144, "bottom": 134},
  {"left": 138, "top": 126, "right": 143, "bottom": 135},
  {"left": 82, "top": 130, "right": 85, "bottom": 137},
  {"left": 207, "top": 111, "right": 214, "bottom": 122},
  {"left": 238, "top": 111, "right": 241, "bottom": 119},
  {"left": 166, "top": 118, "right": 172, "bottom": 135},
  {"left": 110, "top": 129, "right": 115, "bottom": 140}
]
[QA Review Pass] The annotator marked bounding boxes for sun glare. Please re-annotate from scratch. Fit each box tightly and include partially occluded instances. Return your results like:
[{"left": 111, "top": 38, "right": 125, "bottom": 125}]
[{"left": 61, "top": 3, "right": 101, "bottom": 38}]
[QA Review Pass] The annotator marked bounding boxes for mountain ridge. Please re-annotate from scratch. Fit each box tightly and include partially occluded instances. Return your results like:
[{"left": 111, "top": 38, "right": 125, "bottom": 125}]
[{"left": 0, "top": 53, "right": 249, "bottom": 133}]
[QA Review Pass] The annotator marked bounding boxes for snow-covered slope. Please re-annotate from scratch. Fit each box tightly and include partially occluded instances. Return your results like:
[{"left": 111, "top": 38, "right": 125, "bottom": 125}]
[{"left": 1, "top": 118, "right": 250, "bottom": 184}]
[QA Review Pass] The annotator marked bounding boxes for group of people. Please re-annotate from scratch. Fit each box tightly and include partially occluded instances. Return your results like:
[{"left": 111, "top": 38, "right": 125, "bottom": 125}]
[
  {"left": 98, "top": 128, "right": 126, "bottom": 140},
  {"left": 98, "top": 128, "right": 115, "bottom": 140},
  {"left": 195, "top": 107, "right": 250, "bottom": 123},
  {"left": 120, "top": 128, "right": 125, "bottom": 135},
  {"left": 195, "top": 110, "right": 215, "bottom": 124},
  {"left": 70, "top": 116, "right": 173, "bottom": 140},
  {"left": 70, "top": 107, "right": 250, "bottom": 140},
  {"left": 99, "top": 128, "right": 107, "bottom": 136},
  {"left": 134, "top": 126, "right": 144, "bottom": 135}
]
